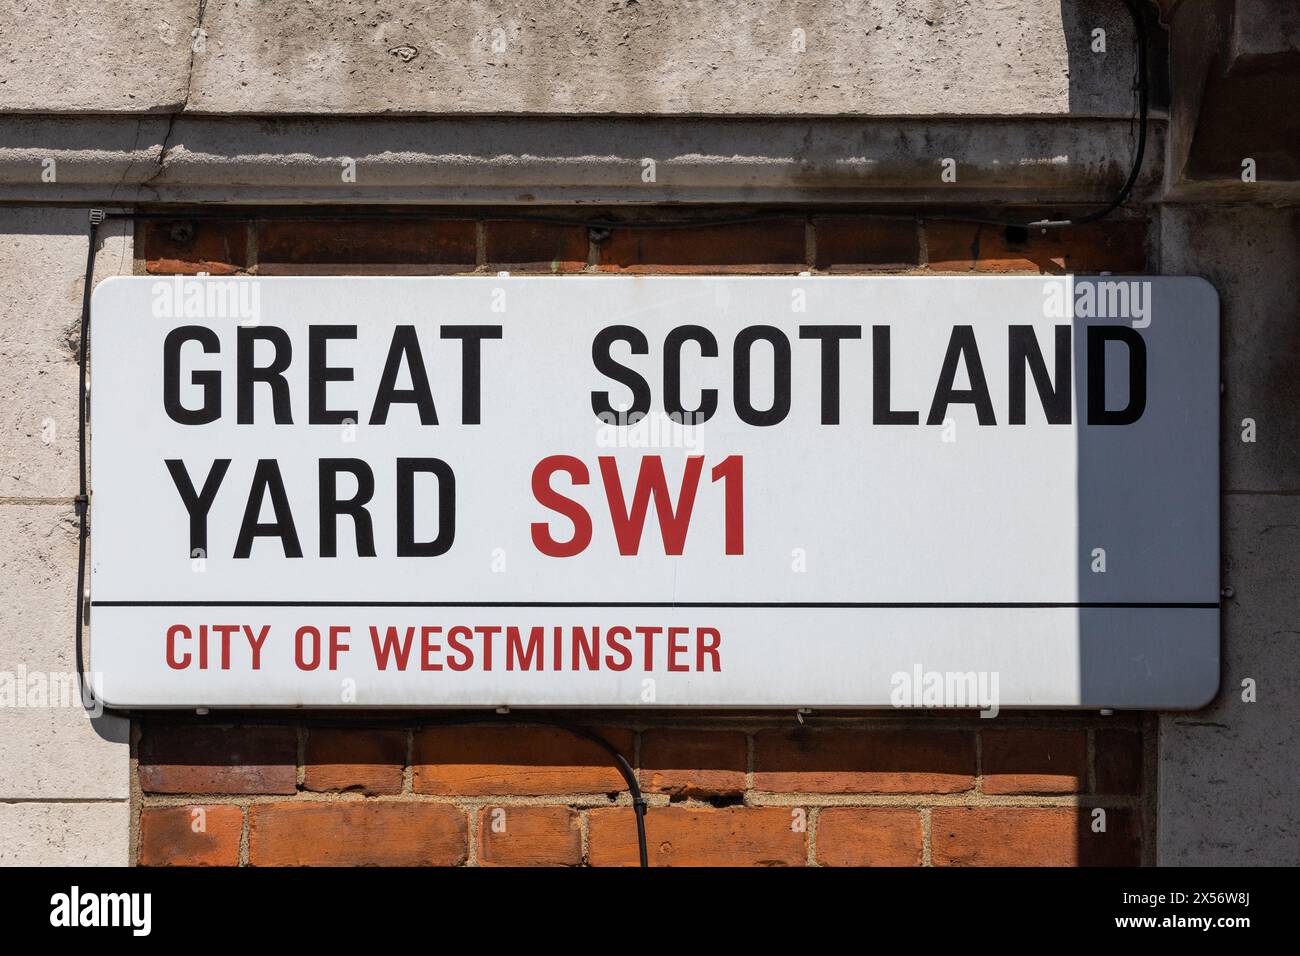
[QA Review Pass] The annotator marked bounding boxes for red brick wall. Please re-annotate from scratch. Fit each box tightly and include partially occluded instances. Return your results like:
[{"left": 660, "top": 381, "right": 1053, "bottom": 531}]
[
  {"left": 132, "top": 210, "right": 1153, "bottom": 867},
  {"left": 140, "top": 212, "right": 1148, "bottom": 278}
]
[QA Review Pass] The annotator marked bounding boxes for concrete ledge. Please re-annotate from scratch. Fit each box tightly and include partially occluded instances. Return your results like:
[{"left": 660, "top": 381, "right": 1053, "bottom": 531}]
[{"left": 0, "top": 115, "right": 1163, "bottom": 205}]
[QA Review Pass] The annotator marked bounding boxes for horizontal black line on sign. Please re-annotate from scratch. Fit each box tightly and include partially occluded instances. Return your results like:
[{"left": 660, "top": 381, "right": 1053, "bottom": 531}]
[{"left": 91, "top": 601, "right": 1220, "bottom": 609}]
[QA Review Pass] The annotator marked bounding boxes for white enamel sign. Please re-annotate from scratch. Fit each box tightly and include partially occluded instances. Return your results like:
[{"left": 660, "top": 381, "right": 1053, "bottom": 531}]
[{"left": 89, "top": 275, "right": 1219, "bottom": 709}]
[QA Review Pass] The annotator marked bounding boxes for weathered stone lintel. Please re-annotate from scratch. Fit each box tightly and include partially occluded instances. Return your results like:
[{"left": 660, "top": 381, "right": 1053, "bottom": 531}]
[{"left": 0, "top": 115, "right": 1164, "bottom": 206}]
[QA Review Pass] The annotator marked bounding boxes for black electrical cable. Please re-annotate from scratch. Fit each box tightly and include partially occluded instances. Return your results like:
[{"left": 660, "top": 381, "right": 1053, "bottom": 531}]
[
  {"left": 72, "top": 212, "right": 100, "bottom": 690},
  {"left": 1029, "top": 0, "right": 1148, "bottom": 228},
  {"left": 69, "top": 0, "right": 1147, "bottom": 871}
]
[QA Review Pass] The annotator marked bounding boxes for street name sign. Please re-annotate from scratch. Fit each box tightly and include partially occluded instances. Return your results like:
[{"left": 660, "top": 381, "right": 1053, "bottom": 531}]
[{"left": 88, "top": 275, "right": 1219, "bottom": 709}]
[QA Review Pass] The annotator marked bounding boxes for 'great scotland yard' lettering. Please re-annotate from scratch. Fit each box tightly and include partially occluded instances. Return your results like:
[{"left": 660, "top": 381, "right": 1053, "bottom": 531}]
[{"left": 160, "top": 320, "right": 1146, "bottom": 560}]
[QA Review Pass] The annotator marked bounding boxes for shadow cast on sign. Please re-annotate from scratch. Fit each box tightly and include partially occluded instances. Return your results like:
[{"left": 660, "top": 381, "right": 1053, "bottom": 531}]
[{"left": 1072, "top": 277, "right": 1219, "bottom": 709}]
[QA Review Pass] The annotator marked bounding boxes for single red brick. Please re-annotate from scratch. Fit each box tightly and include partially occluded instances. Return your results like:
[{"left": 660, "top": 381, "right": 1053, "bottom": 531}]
[
  {"left": 249, "top": 802, "right": 466, "bottom": 866},
  {"left": 753, "top": 729, "right": 975, "bottom": 794},
  {"left": 303, "top": 728, "right": 406, "bottom": 795},
  {"left": 925, "top": 221, "right": 1024, "bottom": 272},
  {"left": 1095, "top": 729, "right": 1144, "bottom": 795},
  {"left": 931, "top": 807, "right": 1140, "bottom": 866},
  {"left": 981, "top": 729, "right": 1087, "bottom": 795},
  {"left": 476, "top": 806, "right": 582, "bottom": 866},
  {"left": 255, "top": 219, "right": 476, "bottom": 274},
  {"left": 814, "top": 217, "right": 920, "bottom": 271},
  {"left": 924, "top": 219, "right": 1147, "bottom": 273},
  {"left": 139, "top": 805, "right": 242, "bottom": 867},
  {"left": 639, "top": 730, "right": 747, "bottom": 798},
  {"left": 588, "top": 806, "right": 806, "bottom": 867},
  {"left": 815, "top": 808, "right": 923, "bottom": 867},
  {"left": 138, "top": 723, "right": 297, "bottom": 795},
  {"left": 484, "top": 220, "right": 588, "bottom": 272},
  {"left": 412, "top": 725, "right": 634, "bottom": 796},
  {"left": 143, "top": 219, "right": 249, "bottom": 275},
  {"left": 1067, "top": 220, "right": 1148, "bottom": 271},
  {"left": 597, "top": 219, "right": 806, "bottom": 273}
]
